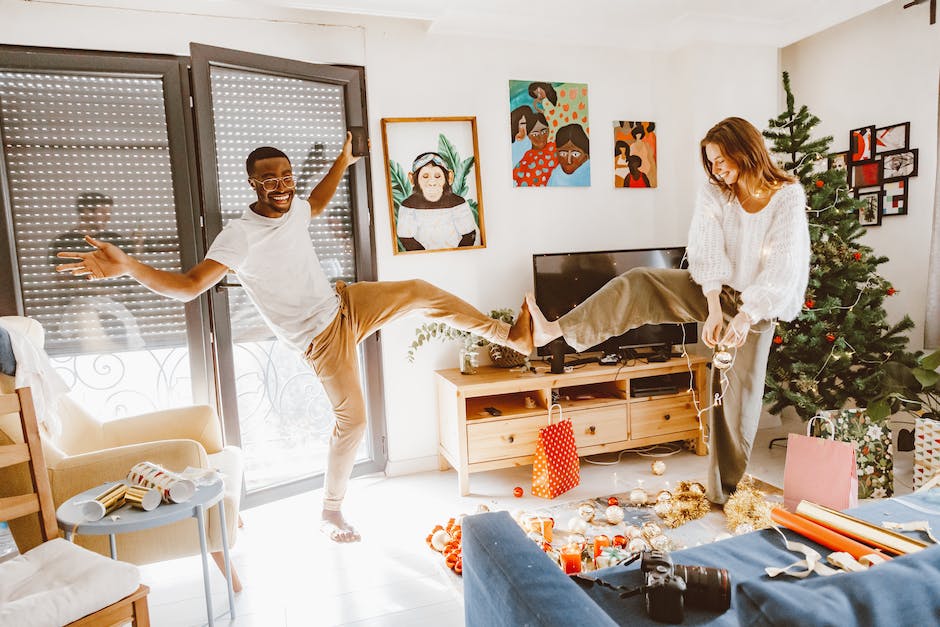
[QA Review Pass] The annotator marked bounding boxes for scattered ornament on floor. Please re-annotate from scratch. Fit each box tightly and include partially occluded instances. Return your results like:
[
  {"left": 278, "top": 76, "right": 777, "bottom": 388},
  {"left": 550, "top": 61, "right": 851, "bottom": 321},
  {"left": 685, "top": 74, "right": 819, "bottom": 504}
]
[
  {"left": 567, "top": 516, "right": 589, "bottom": 534},
  {"left": 513, "top": 486, "right": 524, "bottom": 498},
  {"left": 628, "top": 537, "right": 651, "bottom": 553},
  {"left": 607, "top": 496, "right": 620, "bottom": 507},
  {"left": 723, "top": 475, "right": 779, "bottom": 533},
  {"left": 612, "top": 534, "right": 627, "bottom": 548},
  {"left": 605, "top": 504, "right": 625, "bottom": 525},
  {"left": 654, "top": 480, "right": 711, "bottom": 528},
  {"left": 655, "top": 489, "right": 673, "bottom": 503},
  {"left": 624, "top": 525, "right": 644, "bottom": 540},
  {"left": 629, "top": 486, "right": 648, "bottom": 506},
  {"left": 520, "top": 514, "right": 554, "bottom": 543},
  {"left": 641, "top": 521, "right": 662, "bottom": 539},
  {"left": 426, "top": 517, "right": 463, "bottom": 575},
  {"left": 577, "top": 503, "right": 596, "bottom": 522},
  {"left": 649, "top": 535, "right": 671, "bottom": 551},
  {"left": 651, "top": 460, "right": 666, "bottom": 476}
]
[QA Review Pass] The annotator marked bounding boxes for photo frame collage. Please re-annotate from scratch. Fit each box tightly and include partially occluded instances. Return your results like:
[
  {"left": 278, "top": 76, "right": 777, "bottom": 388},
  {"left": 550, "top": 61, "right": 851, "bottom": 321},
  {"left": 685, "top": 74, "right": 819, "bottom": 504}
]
[{"left": 827, "top": 121, "right": 918, "bottom": 227}]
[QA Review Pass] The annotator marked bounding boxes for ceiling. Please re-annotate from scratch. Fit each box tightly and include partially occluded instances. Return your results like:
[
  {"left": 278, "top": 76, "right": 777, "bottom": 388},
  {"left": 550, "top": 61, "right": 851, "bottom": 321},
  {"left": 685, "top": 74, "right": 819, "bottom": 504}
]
[{"left": 260, "top": 0, "right": 895, "bottom": 50}]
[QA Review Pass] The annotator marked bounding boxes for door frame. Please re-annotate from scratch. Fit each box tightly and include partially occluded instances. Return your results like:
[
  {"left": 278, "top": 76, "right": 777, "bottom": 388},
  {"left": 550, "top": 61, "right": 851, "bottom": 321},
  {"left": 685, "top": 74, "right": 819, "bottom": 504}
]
[{"left": 189, "top": 44, "right": 386, "bottom": 507}]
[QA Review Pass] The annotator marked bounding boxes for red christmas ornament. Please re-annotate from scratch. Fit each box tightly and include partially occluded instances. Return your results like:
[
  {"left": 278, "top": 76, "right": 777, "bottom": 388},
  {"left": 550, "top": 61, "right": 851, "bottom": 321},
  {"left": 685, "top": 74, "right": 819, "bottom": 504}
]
[
  {"left": 805, "top": 299, "right": 815, "bottom": 309},
  {"left": 513, "top": 486, "right": 524, "bottom": 498},
  {"left": 613, "top": 534, "right": 628, "bottom": 548},
  {"left": 773, "top": 335, "right": 783, "bottom": 345},
  {"left": 607, "top": 496, "right": 619, "bottom": 507},
  {"left": 887, "top": 287, "right": 897, "bottom": 296},
  {"left": 815, "top": 179, "right": 824, "bottom": 188},
  {"left": 826, "top": 333, "right": 836, "bottom": 343},
  {"left": 853, "top": 252, "right": 862, "bottom": 261}
]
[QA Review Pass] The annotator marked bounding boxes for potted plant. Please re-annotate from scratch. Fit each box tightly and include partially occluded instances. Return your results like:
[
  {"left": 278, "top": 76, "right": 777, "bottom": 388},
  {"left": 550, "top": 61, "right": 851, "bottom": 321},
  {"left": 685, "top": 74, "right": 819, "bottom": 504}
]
[{"left": 407, "top": 308, "right": 528, "bottom": 373}]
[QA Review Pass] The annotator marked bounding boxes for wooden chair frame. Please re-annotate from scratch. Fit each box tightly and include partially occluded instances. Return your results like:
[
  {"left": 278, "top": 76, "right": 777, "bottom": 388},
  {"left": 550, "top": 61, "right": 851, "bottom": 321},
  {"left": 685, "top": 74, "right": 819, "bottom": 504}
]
[{"left": 0, "top": 388, "right": 150, "bottom": 626}]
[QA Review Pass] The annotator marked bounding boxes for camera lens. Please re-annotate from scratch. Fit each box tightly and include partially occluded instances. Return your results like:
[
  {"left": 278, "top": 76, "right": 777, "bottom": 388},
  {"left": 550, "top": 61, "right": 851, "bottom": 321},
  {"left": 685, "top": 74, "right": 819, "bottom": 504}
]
[{"left": 673, "top": 564, "right": 731, "bottom": 611}]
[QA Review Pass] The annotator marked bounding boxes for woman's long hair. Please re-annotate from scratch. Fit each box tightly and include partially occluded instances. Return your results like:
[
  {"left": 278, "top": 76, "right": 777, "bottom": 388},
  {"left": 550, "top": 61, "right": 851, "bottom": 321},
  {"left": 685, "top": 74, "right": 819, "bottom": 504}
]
[{"left": 700, "top": 117, "right": 795, "bottom": 197}]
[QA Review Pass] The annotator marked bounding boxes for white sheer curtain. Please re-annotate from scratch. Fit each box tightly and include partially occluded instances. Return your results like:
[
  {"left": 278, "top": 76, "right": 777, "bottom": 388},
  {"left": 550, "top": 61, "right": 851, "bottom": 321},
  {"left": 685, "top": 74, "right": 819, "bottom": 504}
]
[{"left": 924, "top": 73, "right": 940, "bottom": 348}]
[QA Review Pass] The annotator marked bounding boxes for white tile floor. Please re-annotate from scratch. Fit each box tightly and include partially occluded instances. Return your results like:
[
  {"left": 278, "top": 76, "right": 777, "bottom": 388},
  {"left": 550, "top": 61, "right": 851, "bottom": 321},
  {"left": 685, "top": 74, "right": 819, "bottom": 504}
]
[{"left": 143, "top": 413, "right": 916, "bottom": 627}]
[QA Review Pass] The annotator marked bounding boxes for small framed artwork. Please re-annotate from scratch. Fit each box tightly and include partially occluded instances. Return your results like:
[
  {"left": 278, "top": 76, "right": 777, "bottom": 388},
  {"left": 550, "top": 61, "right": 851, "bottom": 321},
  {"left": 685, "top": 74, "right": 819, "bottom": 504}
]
[
  {"left": 849, "top": 125, "right": 876, "bottom": 162},
  {"left": 827, "top": 151, "right": 848, "bottom": 171},
  {"left": 856, "top": 187, "right": 883, "bottom": 226},
  {"left": 881, "top": 148, "right": 918, "bottom": 182},
  {"left": 882, "top": 180, "right": 907, "bottom": 217},
  {"left": 613, "top": 121, "right": 657, "bottom": 188},
  {"left": 381, "top": 116, "right": 485, "bottom": 254},
  {"left": 849, "top": 160, "right": 882, "bottom": 188},
  {"left": 875, "top": 122, "right": 909, "bottom": 154}
]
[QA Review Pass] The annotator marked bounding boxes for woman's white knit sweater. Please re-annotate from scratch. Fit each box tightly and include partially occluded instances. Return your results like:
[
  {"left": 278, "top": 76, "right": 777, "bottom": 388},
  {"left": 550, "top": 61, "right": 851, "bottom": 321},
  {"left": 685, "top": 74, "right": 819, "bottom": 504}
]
[{"left": 687, "top": 180, "right": 810, "bottom": 323}]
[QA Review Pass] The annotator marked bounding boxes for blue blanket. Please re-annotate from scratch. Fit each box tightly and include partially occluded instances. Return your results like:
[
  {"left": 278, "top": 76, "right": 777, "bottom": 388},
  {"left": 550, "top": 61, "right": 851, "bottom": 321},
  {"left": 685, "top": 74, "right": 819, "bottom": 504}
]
[{"left": 0, "top": 325, "right": 14, "bottom": 376}]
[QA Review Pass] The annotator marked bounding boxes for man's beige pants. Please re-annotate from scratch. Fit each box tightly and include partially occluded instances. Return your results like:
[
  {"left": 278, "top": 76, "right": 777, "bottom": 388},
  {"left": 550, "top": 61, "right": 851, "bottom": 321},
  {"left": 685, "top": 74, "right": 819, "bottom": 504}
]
[
  {"left": 559, "top": 267, "right": 774, "bottom": 504},
  {"left": 304, "top": 280, "right": 512, "bottom": 511}
]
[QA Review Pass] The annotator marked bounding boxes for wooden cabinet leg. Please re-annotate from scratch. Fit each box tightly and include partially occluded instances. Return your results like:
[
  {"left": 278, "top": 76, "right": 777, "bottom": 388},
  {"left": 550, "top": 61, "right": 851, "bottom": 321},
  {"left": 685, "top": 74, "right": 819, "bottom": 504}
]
[
  {"left": 694, "top": 432, "right": 708, "bottom": 456},
  {"left": 438, "top": 452, "right": 451, "bottom": 471},
  {"left": 458, "top": 466, "right": 470, "bottom": 496}
]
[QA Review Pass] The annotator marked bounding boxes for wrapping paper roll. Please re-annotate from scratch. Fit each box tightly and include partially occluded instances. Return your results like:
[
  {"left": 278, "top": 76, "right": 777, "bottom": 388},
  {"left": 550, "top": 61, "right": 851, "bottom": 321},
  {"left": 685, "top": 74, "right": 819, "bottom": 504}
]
[
  {"left": 127, "top": 461, "right": 195, "bottom": 503},
  {"left": 771, "top": 508, "right": 890, "bottom": 562}
]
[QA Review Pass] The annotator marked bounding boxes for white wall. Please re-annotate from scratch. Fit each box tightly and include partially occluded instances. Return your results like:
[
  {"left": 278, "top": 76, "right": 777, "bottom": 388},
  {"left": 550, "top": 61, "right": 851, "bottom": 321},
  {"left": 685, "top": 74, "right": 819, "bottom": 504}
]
[
  {"left": 0, "top": 0, "right": 779, "bottom": 473},
  {"left": 782, "top": 2, "right": 940, "bottom": 350}
]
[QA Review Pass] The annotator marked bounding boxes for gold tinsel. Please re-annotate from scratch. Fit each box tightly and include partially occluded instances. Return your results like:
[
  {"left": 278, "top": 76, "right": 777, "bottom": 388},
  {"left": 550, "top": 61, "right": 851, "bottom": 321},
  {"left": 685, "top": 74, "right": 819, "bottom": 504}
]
[
  {"left": 655, "top": 480, "right": 711, "bottom": 528},
  {"left": 723, "top": 475, "right": 781, "bottom": 532}
]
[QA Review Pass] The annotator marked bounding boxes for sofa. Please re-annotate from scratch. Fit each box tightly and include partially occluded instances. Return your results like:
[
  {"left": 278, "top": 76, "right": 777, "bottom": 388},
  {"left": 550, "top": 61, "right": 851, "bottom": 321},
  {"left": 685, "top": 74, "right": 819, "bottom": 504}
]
[{"left": 462, "top": 491, "right": 940, "bottom": 626}]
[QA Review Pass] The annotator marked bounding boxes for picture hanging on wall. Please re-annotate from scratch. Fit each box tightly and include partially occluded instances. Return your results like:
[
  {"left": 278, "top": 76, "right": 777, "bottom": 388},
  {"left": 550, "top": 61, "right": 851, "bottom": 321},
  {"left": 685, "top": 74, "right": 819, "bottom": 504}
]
[
  {"left": 827, "top": 151, "right": 849, "bottom": 184},
  {"left": 882, "top": 180, "right": 907, "bottom": 216},
  {"left": 850, "top": 160, "right": 881, "bottom": 188},
  {"left": 509, "top": 79, "right": 590, "bottom": 187},
  {"left": 849, "top": 125, "right": 876, "bottom": 162},
  {"left": 613, "top": 121, "right": 657, "bottom": 188},
  {"left": 875, "top": 122, "right": 909, "bottom": 154},
  {"left": 882, "top": 148, "right": 918, "bottom": 182},
  {"left": 856, "top": 187, "right": 883, "bottom": 226},
  {"left": 381, "top": 116, "right": 485, "bottom": 254}
]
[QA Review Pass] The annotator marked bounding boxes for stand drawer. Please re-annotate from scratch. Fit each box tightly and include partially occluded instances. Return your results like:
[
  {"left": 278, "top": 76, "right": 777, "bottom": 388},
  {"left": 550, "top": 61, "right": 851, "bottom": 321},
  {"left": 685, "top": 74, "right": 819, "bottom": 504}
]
[
  {"left": 467, "top": 416, "right": 546, "bottom": 463},
  {"left": 631, "top": 395, "right": 699, "bottom": 439},
  {"left": 567, "top": 405, "right": 627, "bottom": 448}
]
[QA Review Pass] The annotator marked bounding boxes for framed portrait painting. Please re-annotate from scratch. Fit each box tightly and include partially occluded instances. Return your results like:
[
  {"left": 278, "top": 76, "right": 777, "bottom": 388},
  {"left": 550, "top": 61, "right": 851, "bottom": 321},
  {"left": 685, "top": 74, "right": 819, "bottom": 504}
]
[{"left": 381, "top": 117, "right": 485, "bottom": 254}]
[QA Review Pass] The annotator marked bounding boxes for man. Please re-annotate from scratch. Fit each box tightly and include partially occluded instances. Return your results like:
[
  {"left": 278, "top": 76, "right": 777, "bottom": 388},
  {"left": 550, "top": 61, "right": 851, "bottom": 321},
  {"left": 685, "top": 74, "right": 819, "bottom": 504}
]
[
  {"left": 57, "top": 133, "right": 532, "bottom": 542},
  {"left": 48, "top": 192, "right": 132, "bottom": 265}
]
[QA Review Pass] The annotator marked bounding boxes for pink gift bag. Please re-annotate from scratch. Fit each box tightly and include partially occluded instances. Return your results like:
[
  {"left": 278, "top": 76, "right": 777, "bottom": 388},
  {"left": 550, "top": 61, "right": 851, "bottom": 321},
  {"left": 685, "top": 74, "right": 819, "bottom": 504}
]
[{"left": 783, "top": 415, "right": 858, "bottom": 512}]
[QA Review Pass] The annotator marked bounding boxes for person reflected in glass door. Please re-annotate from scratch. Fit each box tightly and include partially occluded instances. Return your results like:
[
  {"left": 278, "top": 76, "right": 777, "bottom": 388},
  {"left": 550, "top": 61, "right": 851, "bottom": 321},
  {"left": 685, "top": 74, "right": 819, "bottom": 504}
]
[{"left": 56, "top": 133, "right": 533, "bottom": 543}]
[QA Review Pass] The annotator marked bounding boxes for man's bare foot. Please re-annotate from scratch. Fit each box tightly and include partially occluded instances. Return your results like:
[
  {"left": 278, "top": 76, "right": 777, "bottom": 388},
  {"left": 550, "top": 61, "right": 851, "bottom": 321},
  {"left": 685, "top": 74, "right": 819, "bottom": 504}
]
[
  {"left": 525, "top": 292, "right": 563, "bottom": 347},
  {"left": 321, "top": 509, "right": 361, "bottom": 543},
  {"left": 507, "top": 301, "right": 533, "bottom": 355}
]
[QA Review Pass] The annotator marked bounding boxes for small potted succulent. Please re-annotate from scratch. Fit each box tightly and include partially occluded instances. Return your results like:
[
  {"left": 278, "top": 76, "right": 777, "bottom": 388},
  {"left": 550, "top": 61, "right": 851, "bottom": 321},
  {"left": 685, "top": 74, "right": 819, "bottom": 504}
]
[{"left": 408, "top": 308, "right": 528, "bottom": 373}]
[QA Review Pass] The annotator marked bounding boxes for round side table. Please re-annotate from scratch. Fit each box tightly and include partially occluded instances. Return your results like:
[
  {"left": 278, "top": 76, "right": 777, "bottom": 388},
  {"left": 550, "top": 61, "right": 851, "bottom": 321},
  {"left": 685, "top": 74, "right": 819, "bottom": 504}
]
[{"left": 57, "top": 480, "right": 236, "bottom": 626}]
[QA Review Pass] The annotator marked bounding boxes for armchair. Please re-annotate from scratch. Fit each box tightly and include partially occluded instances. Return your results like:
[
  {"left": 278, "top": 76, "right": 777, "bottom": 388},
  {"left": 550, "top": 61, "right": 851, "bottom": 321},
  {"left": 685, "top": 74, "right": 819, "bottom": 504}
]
[{"left": 0, "top": 316, "right": 243, "bottom": 586}]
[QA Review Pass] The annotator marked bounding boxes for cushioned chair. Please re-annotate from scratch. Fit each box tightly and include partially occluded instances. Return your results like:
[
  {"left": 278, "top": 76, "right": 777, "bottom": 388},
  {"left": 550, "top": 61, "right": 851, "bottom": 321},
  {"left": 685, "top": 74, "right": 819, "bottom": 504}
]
[
  {"left": 0, "top": 387, "right": 150, "bottom": 626},
  {"left": 0, "top": 316, "right": 243, "bottom": 588}
]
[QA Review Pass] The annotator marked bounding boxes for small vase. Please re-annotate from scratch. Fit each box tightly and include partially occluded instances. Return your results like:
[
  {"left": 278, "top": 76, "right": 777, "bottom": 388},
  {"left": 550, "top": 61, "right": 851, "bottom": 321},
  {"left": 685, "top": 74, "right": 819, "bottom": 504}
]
[{"left": 459, "top": 348, "right": 479, "bottom": 375}]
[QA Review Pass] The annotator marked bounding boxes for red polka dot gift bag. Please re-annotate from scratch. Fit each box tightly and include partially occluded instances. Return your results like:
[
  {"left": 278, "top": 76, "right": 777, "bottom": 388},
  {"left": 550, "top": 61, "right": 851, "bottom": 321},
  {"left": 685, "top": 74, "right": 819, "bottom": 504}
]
[{"left": 531, "top": 403, "right": 580, "bottom": 499}]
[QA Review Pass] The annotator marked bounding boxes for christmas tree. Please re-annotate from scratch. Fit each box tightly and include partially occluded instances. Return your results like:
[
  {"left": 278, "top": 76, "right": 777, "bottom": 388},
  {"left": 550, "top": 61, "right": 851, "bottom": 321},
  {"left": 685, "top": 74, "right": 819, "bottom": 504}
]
[{"left": 761, "top": 72, "right": 914, "bottom": 420}]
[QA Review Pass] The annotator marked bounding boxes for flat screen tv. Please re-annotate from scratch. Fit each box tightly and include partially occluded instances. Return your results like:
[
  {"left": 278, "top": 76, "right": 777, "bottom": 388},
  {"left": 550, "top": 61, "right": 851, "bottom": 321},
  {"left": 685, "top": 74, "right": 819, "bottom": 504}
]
[{"left": 532, "top": 247, "right": 697, "bottom": 359}]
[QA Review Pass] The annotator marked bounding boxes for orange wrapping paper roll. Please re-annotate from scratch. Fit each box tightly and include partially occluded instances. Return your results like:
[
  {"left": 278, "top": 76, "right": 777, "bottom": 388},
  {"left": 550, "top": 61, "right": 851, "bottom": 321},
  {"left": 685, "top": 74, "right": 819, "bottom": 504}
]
[{"left": 770, "top": 508, "right": 891, "bottom": 562}]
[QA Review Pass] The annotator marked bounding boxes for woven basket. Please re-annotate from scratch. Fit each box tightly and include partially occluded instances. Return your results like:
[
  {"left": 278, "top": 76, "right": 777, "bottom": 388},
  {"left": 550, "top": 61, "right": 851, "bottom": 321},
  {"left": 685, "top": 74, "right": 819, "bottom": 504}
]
[{"left": 489, "top": 344, "right": 528, "bottom": 368}]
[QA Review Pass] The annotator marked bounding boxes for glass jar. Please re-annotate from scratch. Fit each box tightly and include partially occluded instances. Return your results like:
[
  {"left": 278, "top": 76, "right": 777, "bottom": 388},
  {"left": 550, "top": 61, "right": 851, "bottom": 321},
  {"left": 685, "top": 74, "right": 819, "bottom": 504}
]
[{"left": 459, "top": 348, "right": 479, "bottom": 375}]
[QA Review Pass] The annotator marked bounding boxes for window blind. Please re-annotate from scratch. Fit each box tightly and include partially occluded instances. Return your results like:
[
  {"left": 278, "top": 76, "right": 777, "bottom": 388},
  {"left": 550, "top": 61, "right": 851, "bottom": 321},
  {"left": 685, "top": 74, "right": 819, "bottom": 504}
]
[
  {"left": 0, "top": 71, "right": 188, "bottom": 355},
  {"left": 207, "top": 67, "right": 356, "bottom": 342}
]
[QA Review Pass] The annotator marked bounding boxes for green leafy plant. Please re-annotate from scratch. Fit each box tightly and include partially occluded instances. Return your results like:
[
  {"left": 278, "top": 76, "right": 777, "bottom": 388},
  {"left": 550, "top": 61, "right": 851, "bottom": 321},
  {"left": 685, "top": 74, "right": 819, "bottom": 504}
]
[
  {"left": 407, "top": 308, "right": 515, "bottom": 363},
  {"left": 868, "top": 349, "right": 940, "bottom": 421}
]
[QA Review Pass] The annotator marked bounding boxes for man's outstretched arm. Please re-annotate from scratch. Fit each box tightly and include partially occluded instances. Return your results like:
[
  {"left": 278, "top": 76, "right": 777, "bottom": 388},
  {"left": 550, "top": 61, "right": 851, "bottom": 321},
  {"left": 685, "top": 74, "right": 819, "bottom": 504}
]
[
  {"left": 308, "top": 131, "right": 360, "bottom": 218},
  {"left": 56, "top": 235, "right": 228, "bottom": 302}
]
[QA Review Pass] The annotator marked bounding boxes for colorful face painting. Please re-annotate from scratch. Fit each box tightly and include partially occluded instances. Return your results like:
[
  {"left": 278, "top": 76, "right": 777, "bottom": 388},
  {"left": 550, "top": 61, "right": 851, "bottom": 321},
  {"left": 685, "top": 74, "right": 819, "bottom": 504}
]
[
  {"left": 509, "top": 80, "right": 590, "bottom": 187},
  {"left": 613, "top": 121, "right": 657, "bottom": 188}
]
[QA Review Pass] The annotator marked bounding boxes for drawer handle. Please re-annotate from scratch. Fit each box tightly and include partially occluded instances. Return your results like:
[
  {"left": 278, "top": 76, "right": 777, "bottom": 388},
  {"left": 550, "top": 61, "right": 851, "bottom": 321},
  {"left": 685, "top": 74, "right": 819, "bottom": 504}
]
[
  {"left": 587, "top": 425, "right": 596, "bottom": 435},
  {"left": 506, "top": 435, "right": 515, "bottom": 444},
  {"left": 663, "top": 414, "right": 671, "bottom": 421}
]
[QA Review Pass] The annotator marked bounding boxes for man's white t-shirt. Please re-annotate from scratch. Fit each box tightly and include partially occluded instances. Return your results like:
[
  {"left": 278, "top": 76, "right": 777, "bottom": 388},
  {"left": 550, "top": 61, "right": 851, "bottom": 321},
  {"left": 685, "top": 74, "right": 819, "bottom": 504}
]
[{"left": 206, "top": 197, "right": 339, "bottom": 353}]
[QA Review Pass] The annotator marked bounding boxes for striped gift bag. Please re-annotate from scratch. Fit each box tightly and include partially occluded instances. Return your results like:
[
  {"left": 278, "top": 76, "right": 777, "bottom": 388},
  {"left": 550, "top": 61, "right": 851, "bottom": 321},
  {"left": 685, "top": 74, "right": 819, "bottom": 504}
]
[{"left": 531, "top": 404, "right": 580, "bottom": 499}]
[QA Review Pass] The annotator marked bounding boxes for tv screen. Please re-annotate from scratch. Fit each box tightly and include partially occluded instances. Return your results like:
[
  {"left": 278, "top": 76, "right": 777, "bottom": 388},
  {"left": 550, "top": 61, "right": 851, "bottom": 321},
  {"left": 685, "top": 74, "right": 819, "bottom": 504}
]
[{"left": 532, "top": 247, "right": 697, "bottom": 357}]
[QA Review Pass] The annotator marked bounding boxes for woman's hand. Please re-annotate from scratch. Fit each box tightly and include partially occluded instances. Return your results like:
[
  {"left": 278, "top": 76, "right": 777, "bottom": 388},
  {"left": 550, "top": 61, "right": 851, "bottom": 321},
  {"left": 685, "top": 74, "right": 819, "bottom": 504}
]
[
  {"left": 55, "top": 235, "right": 132, "bottom": 280},
  {"left": 720, "top": 312, "right": 752, "bottom": 348},
  {"left": 701, "top": 309, "right": 724, "bottom": 348}
]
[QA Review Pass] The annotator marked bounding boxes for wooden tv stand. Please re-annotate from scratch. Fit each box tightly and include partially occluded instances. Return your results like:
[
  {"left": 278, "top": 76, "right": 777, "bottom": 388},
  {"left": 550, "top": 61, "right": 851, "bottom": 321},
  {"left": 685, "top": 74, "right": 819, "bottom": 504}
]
[{"left": 436, "top": 356, "right": 709, "bottom": 495}]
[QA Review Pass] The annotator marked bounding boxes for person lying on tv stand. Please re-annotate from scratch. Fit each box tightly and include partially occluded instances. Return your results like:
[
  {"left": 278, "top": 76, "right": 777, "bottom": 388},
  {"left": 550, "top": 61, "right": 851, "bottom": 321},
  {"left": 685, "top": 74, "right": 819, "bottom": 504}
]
[
  {"left": 56, "top": 132, "right": 533, "bottom": 542},
  {"left": 526, "top": 116, "right": 810, "bottom": 505}
]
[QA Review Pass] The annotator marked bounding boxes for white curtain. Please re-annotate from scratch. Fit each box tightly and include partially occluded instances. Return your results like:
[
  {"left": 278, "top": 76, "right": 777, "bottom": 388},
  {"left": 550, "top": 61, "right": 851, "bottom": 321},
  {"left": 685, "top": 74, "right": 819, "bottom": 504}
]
[{"left": 924, "top": 73, "right": 940, "bottom": 349}]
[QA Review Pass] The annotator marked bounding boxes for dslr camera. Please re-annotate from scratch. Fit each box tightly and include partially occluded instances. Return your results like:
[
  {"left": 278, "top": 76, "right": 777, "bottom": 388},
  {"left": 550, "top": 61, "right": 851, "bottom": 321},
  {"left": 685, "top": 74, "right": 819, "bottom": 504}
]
[{"left": 640, "top": 549, "right": 731, "bottom": 624}]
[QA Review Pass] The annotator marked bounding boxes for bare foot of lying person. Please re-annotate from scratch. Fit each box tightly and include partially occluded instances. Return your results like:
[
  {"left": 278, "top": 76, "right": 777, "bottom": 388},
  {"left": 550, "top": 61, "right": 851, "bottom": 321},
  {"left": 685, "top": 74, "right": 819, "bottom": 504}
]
[
  {"left": 506, "top": 301, "right": 533, "bottom": 356},
  {"left": 525, "top": 292, "right": 563, "bottom": 347},
  {"left": 321, "top": 509, "right": 361, "bottom": 543}
]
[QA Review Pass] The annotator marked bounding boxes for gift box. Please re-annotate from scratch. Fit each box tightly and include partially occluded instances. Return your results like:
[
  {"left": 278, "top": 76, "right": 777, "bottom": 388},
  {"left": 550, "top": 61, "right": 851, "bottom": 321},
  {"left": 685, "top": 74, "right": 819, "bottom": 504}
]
[
  {"left": 813, "top": 408, "right": 894, "bottom": 499},
  {"left": 913, "top": 415, "right": 940, "bottom": 489}
]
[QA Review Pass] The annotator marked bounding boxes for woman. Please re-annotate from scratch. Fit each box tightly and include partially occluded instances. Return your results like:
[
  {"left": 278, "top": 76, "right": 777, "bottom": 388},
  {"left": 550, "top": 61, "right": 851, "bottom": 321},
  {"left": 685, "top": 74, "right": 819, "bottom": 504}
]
[
  {"left": 526, "top": 117, "right": 810, "bottom": 504},
  {"left": 512, "top": 112, "right": 557, "bottom": 187},
  {"left": 547, "top": 123, "right": 590, "bottom": 187}
]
